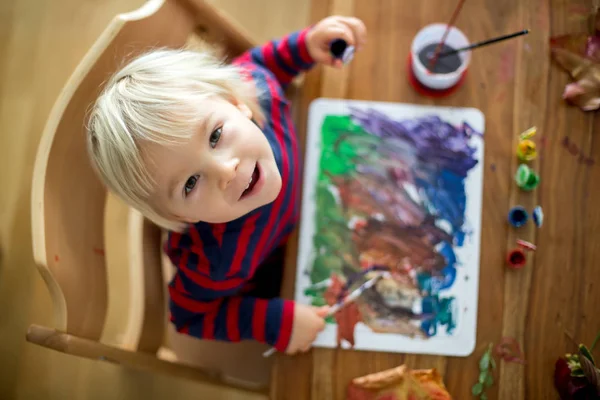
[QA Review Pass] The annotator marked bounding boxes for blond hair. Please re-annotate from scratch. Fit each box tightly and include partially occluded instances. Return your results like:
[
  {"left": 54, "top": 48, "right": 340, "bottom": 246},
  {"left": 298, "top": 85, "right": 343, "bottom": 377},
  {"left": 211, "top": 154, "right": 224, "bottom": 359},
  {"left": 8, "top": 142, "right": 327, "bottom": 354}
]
[{"left": 87, "top": 47, "right": 264, "bottom": 232}]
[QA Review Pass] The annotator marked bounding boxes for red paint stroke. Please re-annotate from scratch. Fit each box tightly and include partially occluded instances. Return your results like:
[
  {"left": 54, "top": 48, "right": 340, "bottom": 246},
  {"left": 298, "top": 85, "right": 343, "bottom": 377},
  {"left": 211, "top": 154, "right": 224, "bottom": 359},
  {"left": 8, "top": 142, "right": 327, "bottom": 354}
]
[
  {"left": 324, "top": 274, "right": 367, "bottom": 347},
  {"left": 93, "top": 247, "right": 105, "bottom": 256},
  {"left": 495, "top": 90, "right": 507, "bottom": 102},
  {"left": 561, "top": 136, "right": 596, "bottom": 165},
  {"left": 324, "top": 274, "right": 345, "bottom": 305},
  {"left": 495, "top": 337, "right": 526, "bottom": 364},
  {"left": 334, "top": 302, "right": 361, "bottom": 347},
  {"left": 498, "top": 46, "right": 516, "bottom": 84},
  {"left": 568, "top": 142, "right": 580, "bottom": 155},
  {"left": 568, "top": 4, "right": 592, "bottom": 16},
  {"left": 535, "top": 0, "right": 550, "bottom": 31}
]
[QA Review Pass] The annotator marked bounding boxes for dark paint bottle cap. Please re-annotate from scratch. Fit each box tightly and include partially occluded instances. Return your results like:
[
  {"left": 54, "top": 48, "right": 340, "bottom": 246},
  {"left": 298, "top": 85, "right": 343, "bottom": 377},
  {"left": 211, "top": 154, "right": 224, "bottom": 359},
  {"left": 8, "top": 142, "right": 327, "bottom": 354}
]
[{"left": 330, "top": 38, "right": 355, "bottom": 64}]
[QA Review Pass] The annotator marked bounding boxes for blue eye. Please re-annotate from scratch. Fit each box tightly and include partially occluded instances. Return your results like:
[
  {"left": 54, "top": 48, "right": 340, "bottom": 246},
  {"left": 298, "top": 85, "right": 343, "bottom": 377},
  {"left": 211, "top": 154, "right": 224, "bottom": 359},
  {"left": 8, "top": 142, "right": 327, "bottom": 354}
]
[
  {"left": 184, "top": 175, "right": 199, "bottom": 196},
  {"left": 209, "top": 127, "right": 222, "bottom": 148}
]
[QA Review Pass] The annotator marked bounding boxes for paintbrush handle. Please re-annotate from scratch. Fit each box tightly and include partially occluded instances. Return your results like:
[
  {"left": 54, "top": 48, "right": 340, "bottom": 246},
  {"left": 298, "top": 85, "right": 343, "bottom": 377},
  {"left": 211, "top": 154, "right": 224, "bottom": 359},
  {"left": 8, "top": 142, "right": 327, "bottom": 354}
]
[
  {"left": 428, "top": 0, "right": 467, "bottom": 69},
  {"left": 438, "top": 29, "right": 529, "bottom": 58}
]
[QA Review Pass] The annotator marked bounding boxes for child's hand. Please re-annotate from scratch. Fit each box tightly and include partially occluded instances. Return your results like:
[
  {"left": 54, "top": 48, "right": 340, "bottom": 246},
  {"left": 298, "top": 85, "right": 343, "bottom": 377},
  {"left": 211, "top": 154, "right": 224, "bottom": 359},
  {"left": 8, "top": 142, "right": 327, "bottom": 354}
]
[
  {"left": 286, "top": 303, "right": 330, "bottom": 355},
  {"left": 306, "top": 16, "right": 367, "bottom": 68}
]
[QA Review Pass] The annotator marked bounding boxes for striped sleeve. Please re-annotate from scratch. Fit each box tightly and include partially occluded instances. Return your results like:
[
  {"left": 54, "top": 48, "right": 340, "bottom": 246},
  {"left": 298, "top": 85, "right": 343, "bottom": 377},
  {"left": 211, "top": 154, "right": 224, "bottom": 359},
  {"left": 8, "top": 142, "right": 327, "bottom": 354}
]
[
  {"left": 236, "top": 27, "right": 315, "bottom": 87},
  {"left": 165, "top": 226, "right": 295, "bottom": 351},
  {"left": 168, "top": 271, "right": 295, "bottom": 351}
]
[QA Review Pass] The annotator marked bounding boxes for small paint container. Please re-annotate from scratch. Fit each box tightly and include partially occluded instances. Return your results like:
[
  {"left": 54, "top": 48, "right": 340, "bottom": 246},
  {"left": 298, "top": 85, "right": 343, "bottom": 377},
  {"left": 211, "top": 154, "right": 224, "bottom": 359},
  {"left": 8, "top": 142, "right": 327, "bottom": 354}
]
[
  {"left": 517, "top": 127, "right": 538, "bottom": 161},
  {"left": 507, "top": 248, "right": 527, "bottom": 269},
  {"left": 508, "top": 206, "right": 529, "bottom": 228},
  {"left": 515, "top": 164, "right": 540, "bottom": 191},
  {"left": 507, "top": 239, "right": 536, "bottom": 269},
  {"left": 410, "top": 24, "right": 471, "bottom": 91}
]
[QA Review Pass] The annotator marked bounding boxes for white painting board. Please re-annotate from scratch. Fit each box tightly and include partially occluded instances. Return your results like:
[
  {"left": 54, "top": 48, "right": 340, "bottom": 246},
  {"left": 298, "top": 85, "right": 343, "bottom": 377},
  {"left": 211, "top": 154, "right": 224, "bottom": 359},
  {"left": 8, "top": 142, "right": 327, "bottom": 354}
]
[{"left": 294, "top": 98, "right": 484, "bottom": 357}]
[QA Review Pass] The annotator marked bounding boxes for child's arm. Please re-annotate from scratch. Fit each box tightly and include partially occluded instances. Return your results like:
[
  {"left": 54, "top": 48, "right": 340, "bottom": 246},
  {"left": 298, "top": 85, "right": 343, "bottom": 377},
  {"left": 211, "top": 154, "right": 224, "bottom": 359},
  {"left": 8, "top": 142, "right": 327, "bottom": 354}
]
[
  {"left": 234, "top": 17, "right": 367, "bottom": 88},
  {"left": 168, "top": 268, "right": 294, "bottom": 351},
  {"left": 234, "top": 27, "right": 315, "bottom": 88}
]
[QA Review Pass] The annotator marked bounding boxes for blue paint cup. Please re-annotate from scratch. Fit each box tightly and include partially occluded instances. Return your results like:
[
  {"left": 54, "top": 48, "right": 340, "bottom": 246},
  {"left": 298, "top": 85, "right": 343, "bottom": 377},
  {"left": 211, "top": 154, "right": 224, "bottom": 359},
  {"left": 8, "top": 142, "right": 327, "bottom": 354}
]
[{"left": 508, "top": 206, "right": 529, "bottom": 228}]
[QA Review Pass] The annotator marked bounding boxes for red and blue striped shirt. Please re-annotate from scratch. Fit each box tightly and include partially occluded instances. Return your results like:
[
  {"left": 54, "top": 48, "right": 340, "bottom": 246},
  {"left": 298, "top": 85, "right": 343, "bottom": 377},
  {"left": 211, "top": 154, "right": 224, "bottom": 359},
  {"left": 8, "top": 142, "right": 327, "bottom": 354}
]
[{"left": 165, "top": 27, "right": 314, "bottom": 351}]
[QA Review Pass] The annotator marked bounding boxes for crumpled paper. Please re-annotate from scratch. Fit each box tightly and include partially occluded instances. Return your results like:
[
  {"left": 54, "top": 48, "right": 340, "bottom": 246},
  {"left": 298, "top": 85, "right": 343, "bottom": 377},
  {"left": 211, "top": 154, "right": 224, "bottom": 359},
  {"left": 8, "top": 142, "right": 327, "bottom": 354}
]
[{"left": 550, "top": 5, "right": 600, "bottom": 111}]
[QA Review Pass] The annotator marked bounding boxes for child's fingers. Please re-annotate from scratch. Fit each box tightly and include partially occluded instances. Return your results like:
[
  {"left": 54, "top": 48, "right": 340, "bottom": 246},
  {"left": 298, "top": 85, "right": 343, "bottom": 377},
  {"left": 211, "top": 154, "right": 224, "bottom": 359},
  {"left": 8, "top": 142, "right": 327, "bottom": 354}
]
[
  {"left": 337, "top": 17, "right": 367, "bottom": 49},
  {"left": 320, "top": 24, "right": 355, "bottom": 67},
  {"left": 321, "top": 23, "right": 355, "bottom": 48},
  {"left": 314, "top": 305, "right": 331, "bottom": 318}
]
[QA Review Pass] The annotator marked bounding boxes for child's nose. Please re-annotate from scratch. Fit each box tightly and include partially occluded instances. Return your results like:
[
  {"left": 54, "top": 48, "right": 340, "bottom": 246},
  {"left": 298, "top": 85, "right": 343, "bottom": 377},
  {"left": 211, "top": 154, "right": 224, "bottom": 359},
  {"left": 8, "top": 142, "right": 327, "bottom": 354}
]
[{"left": 217, "top": 157, "right": 240, "bottom": 190}]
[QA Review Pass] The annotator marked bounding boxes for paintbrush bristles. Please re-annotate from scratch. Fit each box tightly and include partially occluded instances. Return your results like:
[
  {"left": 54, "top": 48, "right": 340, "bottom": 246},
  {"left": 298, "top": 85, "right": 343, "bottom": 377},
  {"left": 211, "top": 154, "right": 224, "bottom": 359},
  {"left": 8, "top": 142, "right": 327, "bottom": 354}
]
[{"left": 428, "top": 0, "right": 467, "bottom": 70}]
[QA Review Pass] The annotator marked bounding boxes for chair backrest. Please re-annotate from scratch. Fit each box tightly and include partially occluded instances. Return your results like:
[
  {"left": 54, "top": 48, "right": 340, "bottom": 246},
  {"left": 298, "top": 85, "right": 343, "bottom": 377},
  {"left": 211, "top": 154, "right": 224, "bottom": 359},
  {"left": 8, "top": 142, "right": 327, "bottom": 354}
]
[{"left": 30, "top": 0, "right": 255, "bottom": 343}]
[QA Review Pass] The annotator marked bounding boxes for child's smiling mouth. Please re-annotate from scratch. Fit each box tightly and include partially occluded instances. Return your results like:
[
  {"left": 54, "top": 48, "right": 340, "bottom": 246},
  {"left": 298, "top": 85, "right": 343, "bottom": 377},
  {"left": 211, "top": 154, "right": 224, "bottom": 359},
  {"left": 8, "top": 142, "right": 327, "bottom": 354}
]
[{"left": 240, "top": 162, "right": 261, "bottom": 199}]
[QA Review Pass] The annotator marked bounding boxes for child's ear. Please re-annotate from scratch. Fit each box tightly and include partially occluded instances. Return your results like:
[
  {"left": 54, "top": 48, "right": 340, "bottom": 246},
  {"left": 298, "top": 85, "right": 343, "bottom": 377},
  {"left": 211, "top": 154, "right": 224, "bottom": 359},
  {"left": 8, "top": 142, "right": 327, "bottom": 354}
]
[{"left": 234, "top": 101, "right": 253, "bottom": 119}]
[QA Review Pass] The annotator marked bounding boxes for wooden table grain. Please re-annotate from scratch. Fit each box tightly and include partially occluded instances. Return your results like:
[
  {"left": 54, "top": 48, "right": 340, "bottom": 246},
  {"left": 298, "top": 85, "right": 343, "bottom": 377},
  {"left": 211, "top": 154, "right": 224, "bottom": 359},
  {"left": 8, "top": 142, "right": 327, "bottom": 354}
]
[{"left": 271, "top": 0, "right": 600, "bottom": 399}]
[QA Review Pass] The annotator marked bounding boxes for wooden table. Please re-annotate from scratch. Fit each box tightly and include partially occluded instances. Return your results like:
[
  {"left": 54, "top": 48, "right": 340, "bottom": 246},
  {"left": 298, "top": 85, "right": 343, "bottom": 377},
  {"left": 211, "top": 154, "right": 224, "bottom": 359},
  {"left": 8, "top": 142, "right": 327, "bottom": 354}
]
[{"left": 271, "top": 0, "right": 600, "bottom": 399}]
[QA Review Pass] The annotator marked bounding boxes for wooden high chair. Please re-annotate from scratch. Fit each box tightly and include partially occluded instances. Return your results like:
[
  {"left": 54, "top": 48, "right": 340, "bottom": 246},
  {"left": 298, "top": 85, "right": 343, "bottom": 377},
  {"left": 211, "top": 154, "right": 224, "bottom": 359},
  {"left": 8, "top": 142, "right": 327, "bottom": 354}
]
[{"left": 26, "top": 0, "right": 301, "bottom": 396}]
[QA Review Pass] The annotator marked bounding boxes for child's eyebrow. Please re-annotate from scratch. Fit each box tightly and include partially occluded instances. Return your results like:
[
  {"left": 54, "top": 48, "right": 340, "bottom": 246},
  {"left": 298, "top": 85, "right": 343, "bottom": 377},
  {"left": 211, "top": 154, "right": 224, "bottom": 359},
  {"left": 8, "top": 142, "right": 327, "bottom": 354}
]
[{"left": 199, "top": 111, "right": 216, "bottom": 135}]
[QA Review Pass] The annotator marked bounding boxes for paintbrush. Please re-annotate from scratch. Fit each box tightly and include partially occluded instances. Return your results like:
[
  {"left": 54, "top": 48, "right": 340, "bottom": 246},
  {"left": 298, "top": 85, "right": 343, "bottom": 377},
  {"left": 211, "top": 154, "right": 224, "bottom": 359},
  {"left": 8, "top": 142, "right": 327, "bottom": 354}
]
[
  {"left": 262, "top": 272, "right": 388, "bottom": 358},
  {"left": 428, "top": 0, "right": 467, "bottom": 70},
  {"left": 435, "top": 29, "right": 530, "bottom": 58}
]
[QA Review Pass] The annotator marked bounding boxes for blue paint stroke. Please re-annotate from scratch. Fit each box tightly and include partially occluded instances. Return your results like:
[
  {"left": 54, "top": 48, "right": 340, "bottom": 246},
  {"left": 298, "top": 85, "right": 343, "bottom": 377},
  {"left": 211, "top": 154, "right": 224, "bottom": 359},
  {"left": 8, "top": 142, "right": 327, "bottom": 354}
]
[{"left": 420, "top": 295, "right": 457, "bottom": 337}]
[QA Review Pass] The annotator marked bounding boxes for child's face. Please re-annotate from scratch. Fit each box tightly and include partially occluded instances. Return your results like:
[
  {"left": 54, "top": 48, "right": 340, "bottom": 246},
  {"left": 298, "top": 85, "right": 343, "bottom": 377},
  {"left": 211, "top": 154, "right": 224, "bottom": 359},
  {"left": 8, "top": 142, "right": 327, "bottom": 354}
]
[{"left": 142, "top": 96, "right": 282, "bottom": 225}]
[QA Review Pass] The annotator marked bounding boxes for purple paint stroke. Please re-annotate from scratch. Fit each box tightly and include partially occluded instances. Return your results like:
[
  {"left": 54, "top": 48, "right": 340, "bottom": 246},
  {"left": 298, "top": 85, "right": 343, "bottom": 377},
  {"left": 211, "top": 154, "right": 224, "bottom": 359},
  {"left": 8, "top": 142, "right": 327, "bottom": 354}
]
[
  {"left": 349, "top": 107, "right": 479, "bottom": 178},
  {"left": 347, "top": 106, "right": 481, "bottom": 242}
]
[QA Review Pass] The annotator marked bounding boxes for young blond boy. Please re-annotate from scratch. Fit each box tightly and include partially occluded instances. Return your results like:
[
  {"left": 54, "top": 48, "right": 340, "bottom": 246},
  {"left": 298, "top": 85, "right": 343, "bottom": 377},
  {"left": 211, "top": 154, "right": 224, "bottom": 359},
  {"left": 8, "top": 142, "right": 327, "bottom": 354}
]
[{"left": 87, "top": 16, "right": 367, "bottom": 355}]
